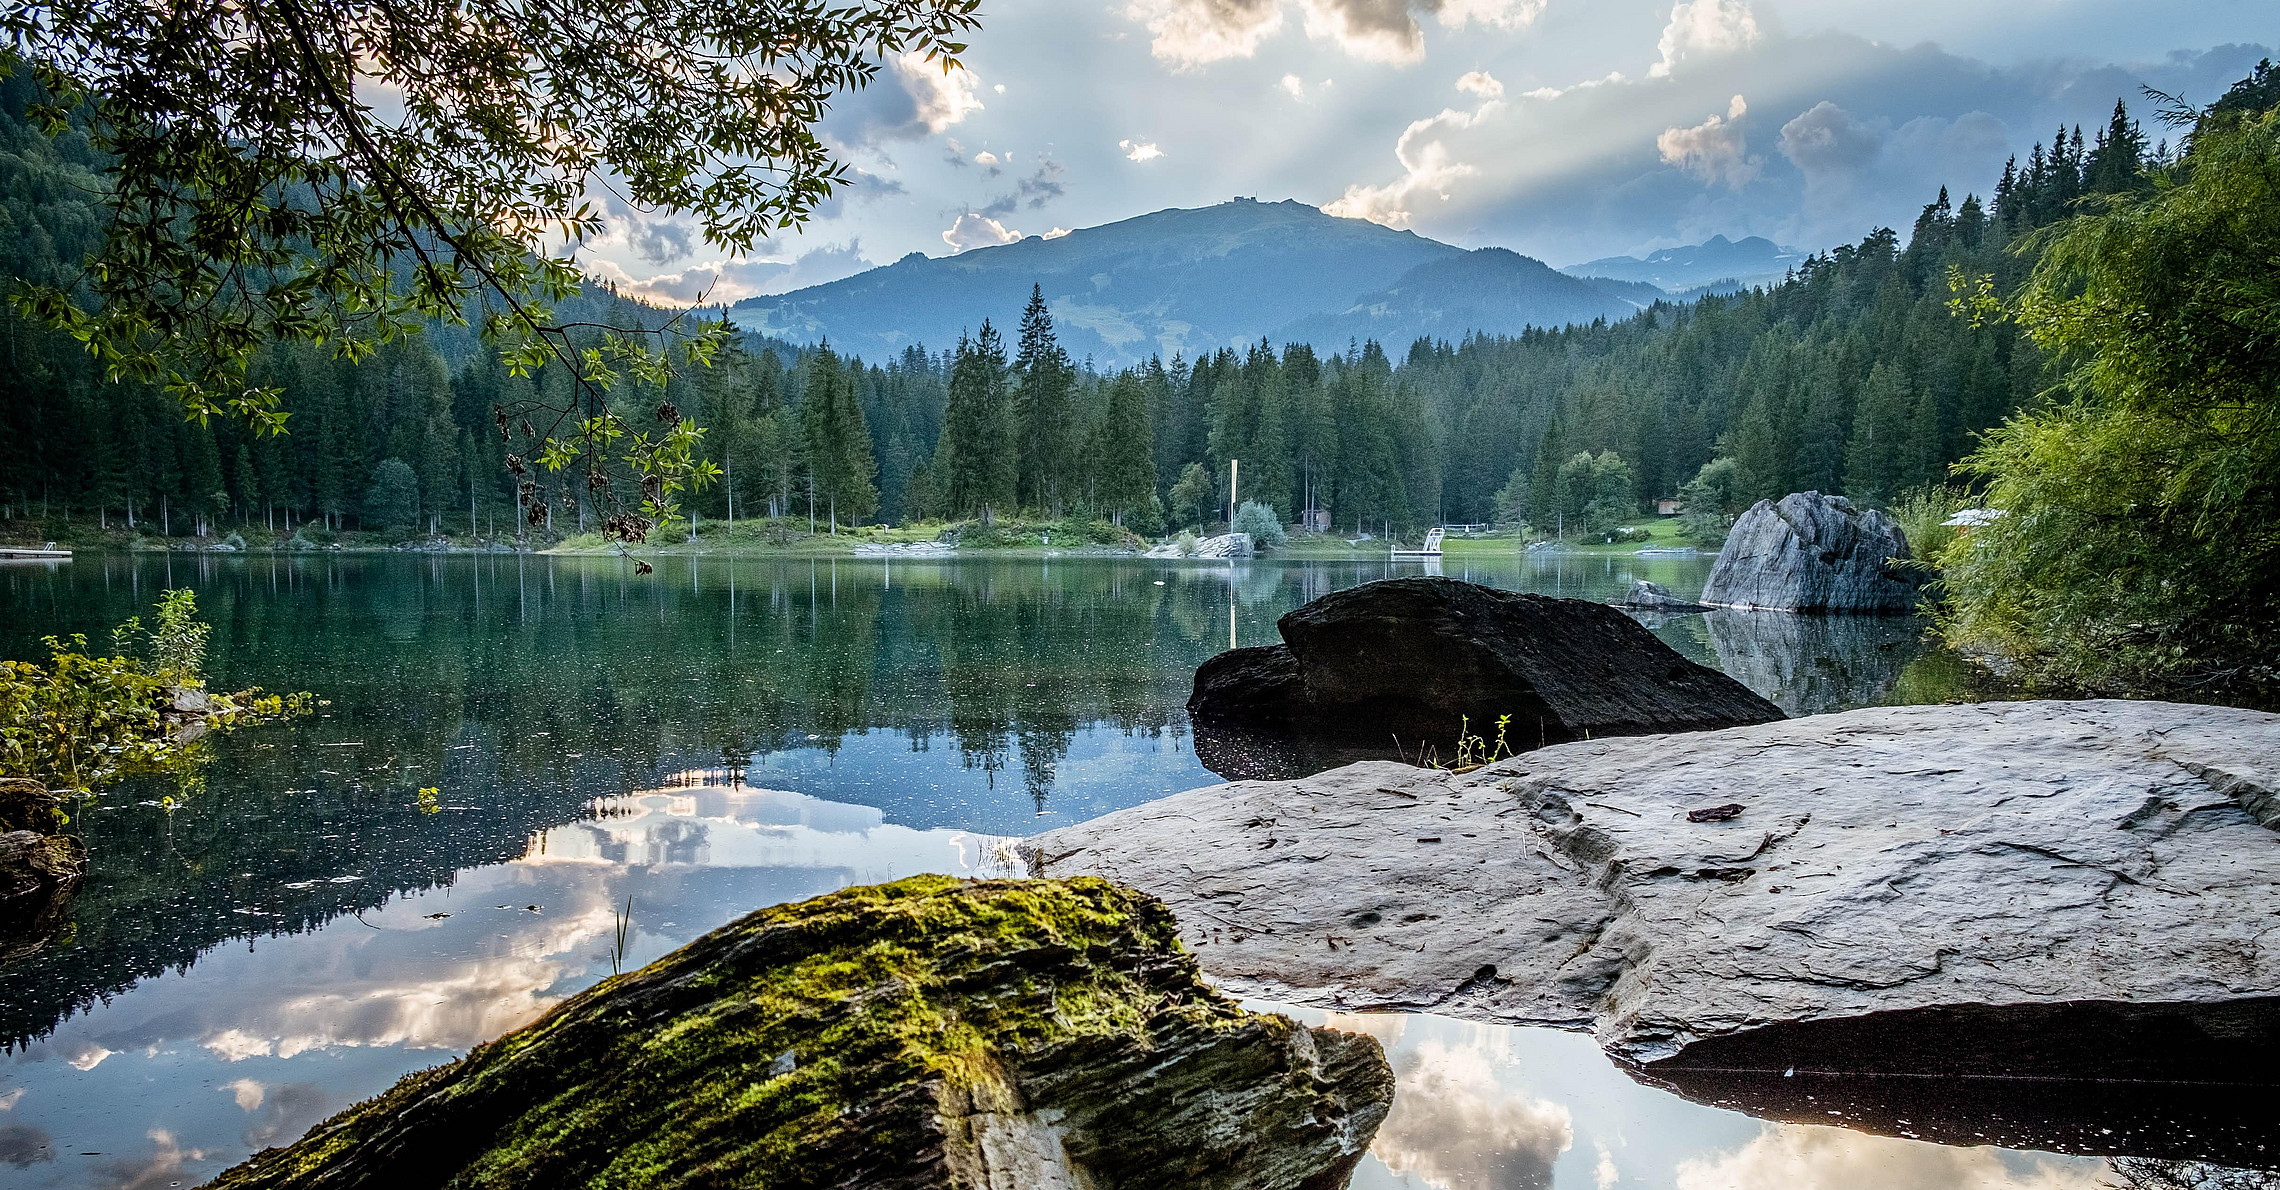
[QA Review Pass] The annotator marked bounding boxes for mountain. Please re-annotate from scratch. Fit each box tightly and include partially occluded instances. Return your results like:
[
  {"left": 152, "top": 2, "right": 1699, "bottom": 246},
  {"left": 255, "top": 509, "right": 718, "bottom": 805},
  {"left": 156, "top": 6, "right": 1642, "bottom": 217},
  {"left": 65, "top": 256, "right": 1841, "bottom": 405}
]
[
  {"left": 731, "top": 200, "right": 1662, "bottom": 367},
  {"left": 1274, "top": 248, "right": 1666, "bottom": 348},
  {"left": 1561, "top": 235, "right": 1806, "bottom": 293}
]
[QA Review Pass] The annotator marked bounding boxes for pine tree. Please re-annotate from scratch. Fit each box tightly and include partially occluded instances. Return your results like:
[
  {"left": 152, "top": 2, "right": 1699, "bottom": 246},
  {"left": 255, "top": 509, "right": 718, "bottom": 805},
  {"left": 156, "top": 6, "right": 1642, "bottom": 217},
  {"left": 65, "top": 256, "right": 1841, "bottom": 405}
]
[
  {"left": 800, "top": 345, "right": 878, "bottom": 532},
  {"left": 939, "top": 322, "right": 1016, "bottom": 524},
  {"left": 1088, "top": 373, "right": 1156, "bottom": 528},
  {"left": 1012, "top": 286, "right": 1075, "bottom": 515}
]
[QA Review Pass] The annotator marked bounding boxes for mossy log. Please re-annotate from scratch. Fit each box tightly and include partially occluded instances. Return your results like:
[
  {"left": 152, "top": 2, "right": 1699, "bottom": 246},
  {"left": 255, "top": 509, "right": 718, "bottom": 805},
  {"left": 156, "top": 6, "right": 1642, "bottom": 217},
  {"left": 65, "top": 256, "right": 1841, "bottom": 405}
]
[{"left": 201, "top": 875, "right": 1393, "bottom": 1190}]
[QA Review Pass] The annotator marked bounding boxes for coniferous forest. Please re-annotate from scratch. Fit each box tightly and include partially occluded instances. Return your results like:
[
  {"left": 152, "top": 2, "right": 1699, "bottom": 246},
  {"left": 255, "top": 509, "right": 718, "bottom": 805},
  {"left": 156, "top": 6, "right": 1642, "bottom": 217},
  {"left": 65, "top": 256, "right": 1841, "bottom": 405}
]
[{"left": 0, "top": 73, "right": 2181, "bottom": 543}]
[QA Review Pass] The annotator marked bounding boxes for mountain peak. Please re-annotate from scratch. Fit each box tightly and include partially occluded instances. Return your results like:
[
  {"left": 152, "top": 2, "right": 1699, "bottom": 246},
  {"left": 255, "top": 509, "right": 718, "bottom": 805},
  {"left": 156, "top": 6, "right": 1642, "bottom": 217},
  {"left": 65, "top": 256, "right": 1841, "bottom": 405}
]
[{"left": 1560, "top": 235, "right": 1806, "bottom": 293}]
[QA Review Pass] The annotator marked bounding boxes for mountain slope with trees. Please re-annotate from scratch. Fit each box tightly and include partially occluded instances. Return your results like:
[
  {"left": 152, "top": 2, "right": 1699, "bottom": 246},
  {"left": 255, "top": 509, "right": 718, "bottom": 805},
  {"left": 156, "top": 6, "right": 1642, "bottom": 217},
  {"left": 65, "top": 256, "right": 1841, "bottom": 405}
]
[{"left": 730, "top": 199, "right": 1659, "bottom": 368}]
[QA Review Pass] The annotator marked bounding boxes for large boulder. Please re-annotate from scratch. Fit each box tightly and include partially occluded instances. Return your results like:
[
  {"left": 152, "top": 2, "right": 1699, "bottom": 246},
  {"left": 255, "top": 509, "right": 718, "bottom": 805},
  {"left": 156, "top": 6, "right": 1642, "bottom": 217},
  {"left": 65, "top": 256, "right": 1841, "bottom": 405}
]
[
  {"left": 1701, "top": 491, "right": 1921, "bottom": 612},
  {"left": 201, "top": 875, "right": 1392, "bottom": 1190},
  {"left": 1032, "top": 701, "right": 2280, "bottom": 1093},
  {"left": 1186, "top": 578, "right": 1782, "bottom": 765}
]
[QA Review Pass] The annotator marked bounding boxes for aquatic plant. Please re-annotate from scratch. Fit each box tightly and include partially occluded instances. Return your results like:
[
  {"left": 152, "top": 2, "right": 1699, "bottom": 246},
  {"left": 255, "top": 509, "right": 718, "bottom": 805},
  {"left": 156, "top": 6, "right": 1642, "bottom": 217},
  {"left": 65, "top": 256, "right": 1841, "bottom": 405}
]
[{"left": 0, "top": 590, "right": 310, "bottom": 796}]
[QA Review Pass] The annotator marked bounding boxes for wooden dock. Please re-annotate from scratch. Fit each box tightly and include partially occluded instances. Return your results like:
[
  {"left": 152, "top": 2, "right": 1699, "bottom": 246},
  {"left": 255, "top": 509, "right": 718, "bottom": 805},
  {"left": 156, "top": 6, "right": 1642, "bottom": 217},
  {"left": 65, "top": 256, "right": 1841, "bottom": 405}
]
[
  {"left": 0, "top": 545, "right": 72, "bottom": 560},
  {"left": 1390, "top": 527, "right": 1445, "bottom": 560}
]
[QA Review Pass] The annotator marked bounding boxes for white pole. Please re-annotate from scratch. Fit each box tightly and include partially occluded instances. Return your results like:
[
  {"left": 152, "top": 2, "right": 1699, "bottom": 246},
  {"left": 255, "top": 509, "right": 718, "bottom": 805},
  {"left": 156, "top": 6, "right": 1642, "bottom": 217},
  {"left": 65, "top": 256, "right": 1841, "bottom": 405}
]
[{"left": 1229, "top": 458, "right": 1239, "bottom": 527}]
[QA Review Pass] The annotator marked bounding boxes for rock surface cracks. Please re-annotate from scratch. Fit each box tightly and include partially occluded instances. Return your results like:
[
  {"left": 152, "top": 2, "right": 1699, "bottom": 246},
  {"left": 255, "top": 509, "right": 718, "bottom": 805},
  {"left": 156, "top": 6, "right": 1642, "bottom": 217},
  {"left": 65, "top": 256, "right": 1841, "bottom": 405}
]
[{"left": 1031, "top": 700, "right": 2280, "bottom": 1078}]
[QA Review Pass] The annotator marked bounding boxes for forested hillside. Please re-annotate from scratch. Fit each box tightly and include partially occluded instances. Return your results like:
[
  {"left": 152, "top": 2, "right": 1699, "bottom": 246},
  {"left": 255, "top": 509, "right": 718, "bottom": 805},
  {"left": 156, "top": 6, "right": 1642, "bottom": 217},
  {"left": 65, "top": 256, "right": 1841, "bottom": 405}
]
[{"left": 2, "top": 61, "right": 2171, "bottom": 543}]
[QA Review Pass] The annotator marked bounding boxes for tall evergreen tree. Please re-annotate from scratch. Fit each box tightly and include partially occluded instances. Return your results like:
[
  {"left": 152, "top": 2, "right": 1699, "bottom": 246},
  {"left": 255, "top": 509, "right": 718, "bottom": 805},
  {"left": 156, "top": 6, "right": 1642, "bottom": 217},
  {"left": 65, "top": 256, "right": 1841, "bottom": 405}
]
[{"left": 1012, "top": 286, "right": 1076, "bottom": 514}]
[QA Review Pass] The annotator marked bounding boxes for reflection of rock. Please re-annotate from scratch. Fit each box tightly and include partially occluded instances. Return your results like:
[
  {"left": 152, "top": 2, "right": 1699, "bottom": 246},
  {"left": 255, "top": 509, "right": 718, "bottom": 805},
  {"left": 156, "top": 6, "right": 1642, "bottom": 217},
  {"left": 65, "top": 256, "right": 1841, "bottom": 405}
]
[
  {"left": 1673, "top": 1121, "right": 2106, "bottom": 1190},
  {"left": 1187, "top": 579, "right": 1782, "bottom": 773},
  {"left": 205, "top": 876, "right": 1392, "bottom": 1190},
  {"left": 1649, "top": 1064, "right": 2280, "bottom": 1170},
  {"left": 1701, "top": 492, "right": 1921, "bottom": 613},
  {"left": 1036, "top": 701, "right": 2280, "bottom": 1109},
  {"left": 1703, "top": 609, "right": 1924, "bottom": 715}
]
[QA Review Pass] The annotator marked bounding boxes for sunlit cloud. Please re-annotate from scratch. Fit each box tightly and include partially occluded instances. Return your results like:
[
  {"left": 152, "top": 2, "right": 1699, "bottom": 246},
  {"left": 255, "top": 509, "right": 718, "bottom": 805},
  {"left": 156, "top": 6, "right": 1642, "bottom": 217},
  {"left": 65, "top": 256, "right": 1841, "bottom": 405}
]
[
  {"left": 1659, "top": 94, "right": 1761, "bottom": 187},
  {"left": 1676, "top": 1122, "right": 2110, "bottom": 1190},
  {"left": 891, "top": 51, "right": 985, "bottom": 133},
  {"left": 1650, "top": 0, "right": 1763, "bottom": 77},
  {"left": 943, "top": 212, "right": 1025, "bottom": 251},
  {"left": 1121, "top": 138, "right": 1165, "bottom": 161},
  {"left": 1281, "top": 73, "right": 1308, "bottom": 100},
  {"left": 1126, "top": 0, "right": 1546, "bottom": 68}
]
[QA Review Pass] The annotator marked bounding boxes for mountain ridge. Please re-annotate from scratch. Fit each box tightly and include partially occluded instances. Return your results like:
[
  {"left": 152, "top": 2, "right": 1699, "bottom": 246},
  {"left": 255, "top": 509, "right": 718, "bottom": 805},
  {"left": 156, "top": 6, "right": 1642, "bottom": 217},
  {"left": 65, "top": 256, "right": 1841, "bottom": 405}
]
[{"left": 732, "top": 200, "right": 1672, "bottom": 366}]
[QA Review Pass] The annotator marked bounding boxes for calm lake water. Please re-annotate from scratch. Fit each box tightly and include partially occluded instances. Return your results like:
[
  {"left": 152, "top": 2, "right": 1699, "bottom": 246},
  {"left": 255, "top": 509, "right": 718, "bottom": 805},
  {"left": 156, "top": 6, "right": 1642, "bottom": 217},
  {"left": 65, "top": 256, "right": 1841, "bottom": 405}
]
[{"left": 0, "top": 552, "right": 2250, "bottom": 1188}]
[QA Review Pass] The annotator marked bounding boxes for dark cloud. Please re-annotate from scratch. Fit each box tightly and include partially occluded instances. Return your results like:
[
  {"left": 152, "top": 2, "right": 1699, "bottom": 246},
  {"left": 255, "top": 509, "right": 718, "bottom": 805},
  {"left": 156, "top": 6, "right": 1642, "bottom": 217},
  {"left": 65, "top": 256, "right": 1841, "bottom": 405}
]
[
  {"left": 242, "top": 1082, "right": 331, "bottom": 1149},
  {"left": 980, "top": 160, "right": 1070, "bottom": 218},
  {"left": 0, "top": 1123, "right": 54, "bottom": 1168},
  {"left": 1777, "top": 101, "right": 1883, "bottom": 174},
  {"left": 627, "top": 218, "right": 694, "bottom": 266}
]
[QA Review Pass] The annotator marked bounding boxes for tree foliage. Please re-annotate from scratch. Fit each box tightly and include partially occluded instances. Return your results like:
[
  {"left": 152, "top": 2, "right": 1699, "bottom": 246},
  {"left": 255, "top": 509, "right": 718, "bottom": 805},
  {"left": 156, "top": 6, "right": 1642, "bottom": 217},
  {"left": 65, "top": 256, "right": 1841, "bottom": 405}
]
[
  {"left": 0, "top": 0, "right": 977, "bottom": 544},
  {"left": 1940, "top": 67, "right": 2280, "bottom": 695}
]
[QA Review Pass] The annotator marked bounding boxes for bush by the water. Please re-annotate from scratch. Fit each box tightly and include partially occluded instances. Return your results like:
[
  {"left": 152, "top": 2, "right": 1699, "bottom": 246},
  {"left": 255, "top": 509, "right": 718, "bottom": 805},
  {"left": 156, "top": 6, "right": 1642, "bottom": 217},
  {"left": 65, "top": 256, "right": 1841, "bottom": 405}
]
[
  {"left": 1231, "top": 500, "right": 1288, "bottom": 547},
  {"left": 0, "top": 590, "right": 308, "bottom": 794},
  {"left": 1940, "top": 66, "right": 2280, "bottom": 696}
]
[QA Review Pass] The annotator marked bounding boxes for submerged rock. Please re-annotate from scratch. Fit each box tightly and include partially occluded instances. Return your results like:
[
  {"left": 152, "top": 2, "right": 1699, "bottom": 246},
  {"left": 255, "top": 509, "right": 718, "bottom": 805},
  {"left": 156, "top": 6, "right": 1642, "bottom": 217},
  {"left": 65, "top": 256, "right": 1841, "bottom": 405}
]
[
  {"left": 202, "top": 875, "right": 1392, "bottom": 1190},
  {"left": 1701, "top": 491, "right": 1921, "bottom": 613},
  {"left": 0, "top": 779, "right": 83, "bottom": 966},
  {"left": 1032, "top": 700, "right": 2280, "bottom": 1090},
  {"left": 1616, "top": 580, "right": 1709, "bottom": 612},
  {"left": 1187, "top": 578, "right": 1782, "bottom": 762}
]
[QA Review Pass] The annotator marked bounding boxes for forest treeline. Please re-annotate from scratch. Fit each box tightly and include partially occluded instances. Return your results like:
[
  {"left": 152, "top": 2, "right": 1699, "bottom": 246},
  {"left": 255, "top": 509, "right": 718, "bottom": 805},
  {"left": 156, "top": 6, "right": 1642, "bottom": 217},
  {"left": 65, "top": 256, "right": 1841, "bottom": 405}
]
[{"left": 0, "top": 67, "right": 2167, "bottom": 539}]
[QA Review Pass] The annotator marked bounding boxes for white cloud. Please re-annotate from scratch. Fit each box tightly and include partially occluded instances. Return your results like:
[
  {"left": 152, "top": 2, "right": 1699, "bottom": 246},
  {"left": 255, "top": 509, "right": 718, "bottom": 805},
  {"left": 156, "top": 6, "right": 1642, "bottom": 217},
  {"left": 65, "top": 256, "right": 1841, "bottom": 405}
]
[
  {"left": 974, "top": 150, "right": 1001, "bottom": 166},
  {"left": 1126, "top": 0, "right": 1283, "bottom": 68},
  {"left": 1325, "top": 93, "right": 1501, "bottom": 226},
  {"left": 890, "top": 51, "right": 985, "bottom": 133},
  {"left": 1650, "top": 0, "right": 1763, "bottom": 78},
  {"left": 942, "top": 212, "right": 1024, "bottom": 251},
  {"left": 1126, "top": 0, "right": 1545, "bottom": 68},
  {"left": 1658, "top": 93, "right": 1761, "bottom": 187},
  {"left": 583, "top": 241, "right": 876, "bottom": 306},
  {"left": 224, "top": 1079, "right": 265, "bottom": 1112},
  {"left": 1457, "top": 70, "right": 1504, "bottom": 100},
  {"left": 1121, "top": 138, "right": 1165, "bottom": 161},
  {"left": 1281, "top": 73, "right": 1308, "bottom": 99},
  {"left": 1676, "top": 1122, "right": 2109, "bottom": 1190},
  {"left": 1043, "top": 226, "right": 1073, "bottom": 239},
  {"left": 1369, "top": 1035, "right": 1575, "bottom": 1189}
]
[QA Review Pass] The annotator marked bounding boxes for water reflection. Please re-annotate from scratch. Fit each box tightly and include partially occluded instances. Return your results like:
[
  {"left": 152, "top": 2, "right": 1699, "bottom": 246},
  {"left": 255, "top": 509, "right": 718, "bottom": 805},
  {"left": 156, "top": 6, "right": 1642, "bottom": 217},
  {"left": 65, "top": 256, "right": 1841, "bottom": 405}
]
[{"left": 1700, "top": 610, "right": 1926, "bottom": 716}]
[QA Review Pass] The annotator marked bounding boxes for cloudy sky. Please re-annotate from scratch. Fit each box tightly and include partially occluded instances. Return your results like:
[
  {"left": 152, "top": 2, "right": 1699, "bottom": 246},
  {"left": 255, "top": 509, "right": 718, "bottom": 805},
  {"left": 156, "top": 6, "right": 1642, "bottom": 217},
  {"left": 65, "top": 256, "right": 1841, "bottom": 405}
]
[{"left": 580, "top": 0, "right": 2275, "bottom": 305}]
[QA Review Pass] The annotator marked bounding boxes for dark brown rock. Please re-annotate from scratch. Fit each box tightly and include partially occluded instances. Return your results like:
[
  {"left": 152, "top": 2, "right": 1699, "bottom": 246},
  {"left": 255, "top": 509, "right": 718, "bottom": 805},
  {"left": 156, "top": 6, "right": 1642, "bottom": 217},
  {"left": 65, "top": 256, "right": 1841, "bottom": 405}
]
[
  {"left": 1186, "top": 578, "right": 1782, "bottom": 763},
  {"left": 0, "top": 829, "right": 84, "bottom": 966}
]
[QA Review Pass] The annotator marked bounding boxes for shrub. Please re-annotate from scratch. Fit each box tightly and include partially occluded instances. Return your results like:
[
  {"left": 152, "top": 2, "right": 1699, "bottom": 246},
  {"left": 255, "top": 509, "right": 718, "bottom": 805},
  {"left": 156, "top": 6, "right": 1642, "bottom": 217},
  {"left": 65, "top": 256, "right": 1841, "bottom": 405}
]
[{"left": 1231, "top": 500, "right": 1288, "bottom": 547}]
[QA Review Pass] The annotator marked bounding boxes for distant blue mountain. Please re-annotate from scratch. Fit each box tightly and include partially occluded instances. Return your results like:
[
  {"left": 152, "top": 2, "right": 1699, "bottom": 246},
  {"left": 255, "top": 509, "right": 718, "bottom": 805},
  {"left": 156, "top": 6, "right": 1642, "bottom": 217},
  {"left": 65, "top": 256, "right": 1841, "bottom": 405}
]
[
  {"left": 1561, "top": 234, "right": 1805, "bottom": 293},
  {"left": 731, "top": 200, "right": 1666, "bottom": 367},
  {"left": 1276, "top": 248, "right": 1666, "bottom": 348}
]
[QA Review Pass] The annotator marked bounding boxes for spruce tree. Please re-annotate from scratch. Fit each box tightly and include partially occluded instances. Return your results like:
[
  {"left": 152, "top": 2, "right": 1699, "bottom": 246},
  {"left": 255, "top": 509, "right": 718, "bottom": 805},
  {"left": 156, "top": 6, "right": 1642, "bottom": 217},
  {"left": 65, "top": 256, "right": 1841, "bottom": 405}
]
[
  {"left": 940, "top": 322, "right": 1016, "bottom": 524},
  {"left": 1012, "top": 286, "right": 1075, "bottom": 515}
]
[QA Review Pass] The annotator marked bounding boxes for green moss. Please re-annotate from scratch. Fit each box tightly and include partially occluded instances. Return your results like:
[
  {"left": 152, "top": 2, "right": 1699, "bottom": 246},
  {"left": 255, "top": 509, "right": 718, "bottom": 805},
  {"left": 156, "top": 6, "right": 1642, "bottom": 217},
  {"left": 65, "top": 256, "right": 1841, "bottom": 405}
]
[{"left": 201, "top": 875, "right": 1307, "bottom": 1190}]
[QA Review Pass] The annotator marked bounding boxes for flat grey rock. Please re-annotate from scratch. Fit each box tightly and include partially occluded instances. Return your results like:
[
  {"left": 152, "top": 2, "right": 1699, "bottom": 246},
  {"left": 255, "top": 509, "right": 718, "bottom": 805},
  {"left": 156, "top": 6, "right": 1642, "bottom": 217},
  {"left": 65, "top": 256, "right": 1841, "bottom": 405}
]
[
  {"left": 1030, "top": 700, "right": 2280, "bottom": 1080},
  {"left": 1702, "top": 491, "right": 1921, "bottom": 613}
]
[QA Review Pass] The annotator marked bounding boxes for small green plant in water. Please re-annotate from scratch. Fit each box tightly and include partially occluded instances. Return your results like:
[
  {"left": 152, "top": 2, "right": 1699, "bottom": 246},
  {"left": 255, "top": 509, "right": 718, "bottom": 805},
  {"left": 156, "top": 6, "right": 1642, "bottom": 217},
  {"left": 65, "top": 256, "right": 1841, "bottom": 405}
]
[
  {"left": 610, "top": 896, "right": 635, "bottom": 976},
  {"left": 1, "top": 590, "right": 312, "bottom": 796},
  {"left": 417, "top": 786, "right": 442, "bottom": 815}
]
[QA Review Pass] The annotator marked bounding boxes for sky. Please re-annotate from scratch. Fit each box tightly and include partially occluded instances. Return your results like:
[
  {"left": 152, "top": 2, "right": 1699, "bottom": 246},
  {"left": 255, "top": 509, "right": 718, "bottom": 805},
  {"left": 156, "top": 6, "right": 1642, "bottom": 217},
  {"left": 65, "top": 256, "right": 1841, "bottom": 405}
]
[{"left": 578, "top": 0, "right": 2276, "bottom": 306}]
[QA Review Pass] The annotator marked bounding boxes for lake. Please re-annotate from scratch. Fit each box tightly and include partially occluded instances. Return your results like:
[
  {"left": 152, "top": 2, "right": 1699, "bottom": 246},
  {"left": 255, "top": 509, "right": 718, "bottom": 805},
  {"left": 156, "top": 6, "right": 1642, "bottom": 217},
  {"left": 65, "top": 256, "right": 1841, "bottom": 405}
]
[{"left": 0, "top": 552, "right": 2239, "bottom": 1188}]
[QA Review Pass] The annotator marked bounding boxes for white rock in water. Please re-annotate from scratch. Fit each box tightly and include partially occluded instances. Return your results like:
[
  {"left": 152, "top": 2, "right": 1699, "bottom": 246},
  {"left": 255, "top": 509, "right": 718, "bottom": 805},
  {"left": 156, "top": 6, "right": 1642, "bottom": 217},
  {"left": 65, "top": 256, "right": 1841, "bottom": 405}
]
[
  {"left": 1701, "top": 491, "right": 1920, "bottom": 613},
  {"left": 1029, "top": 699, "right": 2280, "bottom": 1079}
]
